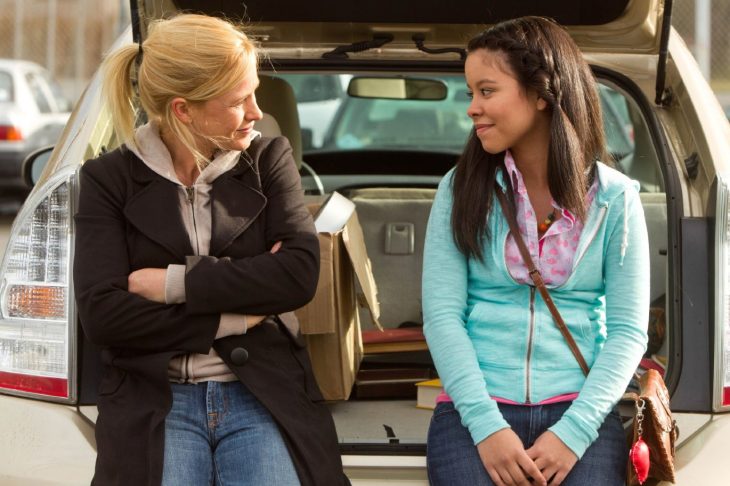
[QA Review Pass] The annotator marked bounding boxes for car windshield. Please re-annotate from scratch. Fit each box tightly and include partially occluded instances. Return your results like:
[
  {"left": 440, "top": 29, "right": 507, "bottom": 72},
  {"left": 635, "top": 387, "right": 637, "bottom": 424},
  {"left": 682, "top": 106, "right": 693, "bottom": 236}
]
[
  {"left": 275, "top": 74, "right": 471, "bottom": 154},
  {"left": 274, "top": 73, "right": 640, "bottom": 160}
]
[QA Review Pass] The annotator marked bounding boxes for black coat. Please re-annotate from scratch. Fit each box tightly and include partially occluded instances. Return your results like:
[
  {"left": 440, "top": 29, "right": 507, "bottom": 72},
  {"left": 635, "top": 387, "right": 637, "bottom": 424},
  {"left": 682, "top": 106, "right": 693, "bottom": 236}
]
[{"left": 73, "top": 136, "right": 348, "bottom": 486}]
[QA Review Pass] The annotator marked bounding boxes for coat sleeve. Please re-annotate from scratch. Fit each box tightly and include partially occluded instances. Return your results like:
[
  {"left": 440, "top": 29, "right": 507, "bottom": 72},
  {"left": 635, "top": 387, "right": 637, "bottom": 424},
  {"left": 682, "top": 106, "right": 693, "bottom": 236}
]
[
  {"left": 73, "top": 155, "right": 220, "bottom": 353},
  {"left": 183, "top": 137, "right": 320, "bottom": 316}
]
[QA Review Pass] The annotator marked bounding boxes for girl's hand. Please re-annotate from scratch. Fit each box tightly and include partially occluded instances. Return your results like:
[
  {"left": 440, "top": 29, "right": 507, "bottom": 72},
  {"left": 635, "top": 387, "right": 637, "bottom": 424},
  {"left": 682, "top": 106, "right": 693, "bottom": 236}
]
[
  {"left": 270, "top": 241, "right": 282, "bottom": 253},
  {"left": 128, "top": 268, "right": 167, "bottom": 303},
  {"left": 477, "top": 429, "right": 547, "bottom": 486},
  {"left": 525, "top": 431, "right": 577, "bottom": 486}
]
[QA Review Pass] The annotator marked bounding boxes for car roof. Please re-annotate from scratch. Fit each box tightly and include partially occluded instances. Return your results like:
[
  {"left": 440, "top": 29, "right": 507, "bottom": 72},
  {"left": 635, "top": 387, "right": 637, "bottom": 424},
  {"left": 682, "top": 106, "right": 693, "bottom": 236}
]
[{"left": 0, "top": 58, "right": 46, "bottom": 73}]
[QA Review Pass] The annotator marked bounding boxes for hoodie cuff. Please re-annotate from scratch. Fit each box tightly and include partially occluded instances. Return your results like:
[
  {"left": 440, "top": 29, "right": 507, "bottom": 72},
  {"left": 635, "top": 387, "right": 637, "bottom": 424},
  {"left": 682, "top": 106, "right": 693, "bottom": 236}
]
[
  {"left": 548, "top": 414, "right": 596, "bottom": 459},
  {"left": 215, "top": 314, "right": 248, "bottom": 339},
  {"left": 165, "top": 264, "right": 186, "bottom": 304}
]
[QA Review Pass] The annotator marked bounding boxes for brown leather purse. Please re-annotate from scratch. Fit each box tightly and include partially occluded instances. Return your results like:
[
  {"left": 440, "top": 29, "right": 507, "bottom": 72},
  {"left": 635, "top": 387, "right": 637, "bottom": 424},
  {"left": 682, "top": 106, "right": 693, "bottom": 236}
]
[{"left": 495, "top": 190, "right": 677, "bottom": 485}]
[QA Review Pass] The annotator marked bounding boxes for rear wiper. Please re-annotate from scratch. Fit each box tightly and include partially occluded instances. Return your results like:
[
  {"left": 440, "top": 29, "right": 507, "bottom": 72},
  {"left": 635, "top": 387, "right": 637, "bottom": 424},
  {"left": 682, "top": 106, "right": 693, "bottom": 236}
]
[
  {"left": 322, "top": 33, "right": 394, "bottom": 59},
  {"left": 412, "top": 34, "right": 466, "bottom": 61}
]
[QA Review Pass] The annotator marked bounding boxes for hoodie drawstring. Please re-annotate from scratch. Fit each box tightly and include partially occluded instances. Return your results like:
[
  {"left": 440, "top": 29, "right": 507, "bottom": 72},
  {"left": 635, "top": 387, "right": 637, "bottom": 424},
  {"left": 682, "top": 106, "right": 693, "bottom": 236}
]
[{"left": 619, "top": 192, "right": 629, "bottom": 266}]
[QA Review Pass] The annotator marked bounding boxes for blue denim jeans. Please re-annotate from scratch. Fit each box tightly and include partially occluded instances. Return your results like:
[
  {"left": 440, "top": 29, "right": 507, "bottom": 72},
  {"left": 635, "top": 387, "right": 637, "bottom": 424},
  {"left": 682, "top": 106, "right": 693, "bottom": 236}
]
[
  {"left": 427, "top": 401, "right": 627, "bottom": 486},
  {"left": 161, "top": 381, "right": 300, "bottom": 486}
]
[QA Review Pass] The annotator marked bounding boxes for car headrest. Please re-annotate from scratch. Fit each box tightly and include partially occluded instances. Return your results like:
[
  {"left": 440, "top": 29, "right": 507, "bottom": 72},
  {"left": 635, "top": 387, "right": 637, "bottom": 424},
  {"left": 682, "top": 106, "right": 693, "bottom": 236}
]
[
  {"left": 256, "top": 75, "right": 302, "bottom": 169},
  {"left": 255, "top": 113, "right": 282, "bottom": 138}
]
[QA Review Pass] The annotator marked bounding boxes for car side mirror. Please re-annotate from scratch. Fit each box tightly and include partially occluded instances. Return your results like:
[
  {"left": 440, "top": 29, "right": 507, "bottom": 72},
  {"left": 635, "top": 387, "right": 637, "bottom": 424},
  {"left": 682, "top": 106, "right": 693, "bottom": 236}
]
[{"left": 22, "top": 146, "right": 54, "bottom": 188}]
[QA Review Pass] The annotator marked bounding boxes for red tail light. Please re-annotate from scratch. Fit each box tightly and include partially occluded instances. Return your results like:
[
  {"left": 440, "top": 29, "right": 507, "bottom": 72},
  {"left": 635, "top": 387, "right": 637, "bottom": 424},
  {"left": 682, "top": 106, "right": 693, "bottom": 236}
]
[
  {"left": 0, "top": 125, "right": 23, "bottom": 141},
  {"left": 0, "top": 371, "right": 68, "bottom": 398},
  {"left": 0, "top": 176, "right": 75, "bottom": 402}
]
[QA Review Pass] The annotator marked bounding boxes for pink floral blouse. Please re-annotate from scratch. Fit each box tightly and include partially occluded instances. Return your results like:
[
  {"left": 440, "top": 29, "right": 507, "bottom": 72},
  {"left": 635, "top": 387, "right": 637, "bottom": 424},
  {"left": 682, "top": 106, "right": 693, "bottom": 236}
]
[{"left": 503, "top": 151, "right": 598, "bottom": 286}]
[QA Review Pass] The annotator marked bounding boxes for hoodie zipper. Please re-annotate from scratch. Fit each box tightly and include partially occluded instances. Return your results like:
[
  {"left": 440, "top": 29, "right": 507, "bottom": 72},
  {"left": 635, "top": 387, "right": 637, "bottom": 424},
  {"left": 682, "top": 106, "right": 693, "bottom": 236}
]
[
  {"left": 525, "top": 286, "right": 536, "bottom": 404},
  {"left": 182, "top": 185, "right": 199, "bottom": 384},
  {"left": 185, "top": 186, "right": 200, "bottom": 256}
]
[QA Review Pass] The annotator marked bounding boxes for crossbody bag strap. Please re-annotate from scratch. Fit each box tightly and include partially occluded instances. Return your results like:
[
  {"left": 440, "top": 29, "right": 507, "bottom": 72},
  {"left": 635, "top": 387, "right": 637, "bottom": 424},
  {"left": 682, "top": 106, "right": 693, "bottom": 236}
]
[{"left": 495, "top": 189, "right": 590, "bottom": 376}]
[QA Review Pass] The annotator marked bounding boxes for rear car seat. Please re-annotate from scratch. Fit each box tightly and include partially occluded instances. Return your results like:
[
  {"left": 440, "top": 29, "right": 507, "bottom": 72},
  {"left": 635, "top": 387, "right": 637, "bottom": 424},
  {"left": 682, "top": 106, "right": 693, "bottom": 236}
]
[
  {"left": 255, "top": 75, "right": 303, "bottom": 168},
  {"left": 640, "top": 192, "right": 668, "bottom": 304},
  {"left": 345, "top": 188, "right": 436, "bottom": 330},
  {"left": 349, "top": 188, "right": 668, "bottom": 333}
]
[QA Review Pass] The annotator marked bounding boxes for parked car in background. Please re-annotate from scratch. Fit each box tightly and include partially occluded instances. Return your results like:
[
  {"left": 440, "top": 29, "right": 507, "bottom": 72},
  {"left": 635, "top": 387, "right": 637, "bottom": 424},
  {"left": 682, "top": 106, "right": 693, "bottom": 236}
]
[
  {"left": 2, "top": 0, "right": 730, "bottom": 484},
  {"left": 0, "top": 59, "right": 71, "bottom": 199}
]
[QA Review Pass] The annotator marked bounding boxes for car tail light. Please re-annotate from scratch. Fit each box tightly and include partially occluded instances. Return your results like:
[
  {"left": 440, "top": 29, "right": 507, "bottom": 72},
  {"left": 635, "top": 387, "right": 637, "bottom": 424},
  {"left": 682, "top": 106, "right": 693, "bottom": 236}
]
[
  {"left": 0, "top": 125, "right": 23, "bottom": 141},
  {"left": 0, "top": 171, "right": 75, "bottom": 402},
  {"left": 715, "top": 178, "right": 730, "bottom": 409}
]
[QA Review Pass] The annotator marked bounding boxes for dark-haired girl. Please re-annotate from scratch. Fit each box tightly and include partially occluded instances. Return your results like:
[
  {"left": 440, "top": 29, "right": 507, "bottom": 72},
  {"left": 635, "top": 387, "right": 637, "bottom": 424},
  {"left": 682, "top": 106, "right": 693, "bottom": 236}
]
[{"left": 423, "top": 16, "right": 649, "bottom": 486}]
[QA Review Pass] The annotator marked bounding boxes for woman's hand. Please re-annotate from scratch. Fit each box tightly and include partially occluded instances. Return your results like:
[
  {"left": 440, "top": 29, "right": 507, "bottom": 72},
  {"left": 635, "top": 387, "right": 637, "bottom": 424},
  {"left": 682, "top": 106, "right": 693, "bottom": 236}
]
[
  {"left": 477, "top": 429, "right": 546, "bottom": 486},
  {"left": 128, "top": 242, "right": 282, "bottom": 310},
  {"left": 525, "top": 431, "right": 577, "bottom": 486},
  {"left": 128, "top": 268, "right": 167, "bottom": 303}
]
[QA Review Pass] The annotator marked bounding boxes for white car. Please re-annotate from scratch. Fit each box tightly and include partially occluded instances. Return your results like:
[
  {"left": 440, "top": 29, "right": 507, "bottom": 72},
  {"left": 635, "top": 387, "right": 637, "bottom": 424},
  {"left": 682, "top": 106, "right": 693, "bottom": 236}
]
[
  {"left": 2, "top": 0, "right": 730, "bottom": 484},
  {"left": 0, "top": 59, "right": 71, "bottom": 199}
]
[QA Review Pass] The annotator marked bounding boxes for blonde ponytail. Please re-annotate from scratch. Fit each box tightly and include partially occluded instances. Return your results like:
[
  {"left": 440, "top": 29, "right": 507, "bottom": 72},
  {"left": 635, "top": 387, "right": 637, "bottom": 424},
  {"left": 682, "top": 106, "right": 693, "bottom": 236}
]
[
  {"left": 99, "top": 14, "right": 258, "bottom": 166},
  {"left": 101, "top": 44, "right": 140, "bottom": 151}
]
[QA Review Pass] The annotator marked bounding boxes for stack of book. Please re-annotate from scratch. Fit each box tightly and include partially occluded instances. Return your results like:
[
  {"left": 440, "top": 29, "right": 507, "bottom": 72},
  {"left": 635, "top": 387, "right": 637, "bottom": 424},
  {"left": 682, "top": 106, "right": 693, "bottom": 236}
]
[
  {"left": 353, "top": 367, "right": 434, "bottom": 399},
  {"left": 361, "top": 327, "right": 428, "bottom": 354},
  {"left": 415, "top": 378, "right": 443, "bottom": 410}
]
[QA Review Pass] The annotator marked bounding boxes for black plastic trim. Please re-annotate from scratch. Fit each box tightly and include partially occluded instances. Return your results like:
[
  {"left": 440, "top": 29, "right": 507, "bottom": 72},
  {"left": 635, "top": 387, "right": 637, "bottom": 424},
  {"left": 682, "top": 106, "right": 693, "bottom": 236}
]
[
  {"left": 340, "top": 443, "right": 426, "bottom": 456},
  {"left": 172, "top": 0, "right": 630, "bottom": 26},
  {"left": 591, "top": 65, "right": 686, "bottom": 408},
  {"left": 671, "top": 218, "right": 713, "bottom": 411},
  {"left": 655, "top": 0, "right": 674, "bottom": 105}
]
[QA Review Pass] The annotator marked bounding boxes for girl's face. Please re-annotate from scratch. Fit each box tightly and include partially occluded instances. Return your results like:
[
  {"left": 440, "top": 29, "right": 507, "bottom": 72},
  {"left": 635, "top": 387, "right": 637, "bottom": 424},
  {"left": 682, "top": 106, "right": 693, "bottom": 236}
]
[
  {"left": 465, "top": 48, "right": 548, "bottom": 155},
  {"left": 189, "top": 65, "right": 263, "bottom": 155}
]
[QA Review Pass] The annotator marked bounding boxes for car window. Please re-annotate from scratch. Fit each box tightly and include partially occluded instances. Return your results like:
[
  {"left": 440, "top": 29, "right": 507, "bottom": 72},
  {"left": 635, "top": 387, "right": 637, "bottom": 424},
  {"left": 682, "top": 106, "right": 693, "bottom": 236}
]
[
  {"left": 599, "top": 82, "right": 663, "bottom": 193},
  {"left": 280, "top": 74, "right": 344, "bottom": 102},
  {"left": 0, "top": 70, "right": 13, "bottom": 103},
  {"left": 276, "top": 73, "right": 663, "bottom": 192},
  {"left": 37, "top": 70, "right": 72, "bottom": 112},
  {"left": 25, "top": 72, "right": 53, "bottom": 113},
  {"left": 323, "top": 75, "right": 471, "bottom": 153}
]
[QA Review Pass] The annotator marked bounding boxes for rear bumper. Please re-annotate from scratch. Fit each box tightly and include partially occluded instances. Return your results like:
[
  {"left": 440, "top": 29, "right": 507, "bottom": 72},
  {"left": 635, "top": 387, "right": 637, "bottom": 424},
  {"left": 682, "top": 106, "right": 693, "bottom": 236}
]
[{"left": 0, "top": 395, "right": 95, "bottom": 485}]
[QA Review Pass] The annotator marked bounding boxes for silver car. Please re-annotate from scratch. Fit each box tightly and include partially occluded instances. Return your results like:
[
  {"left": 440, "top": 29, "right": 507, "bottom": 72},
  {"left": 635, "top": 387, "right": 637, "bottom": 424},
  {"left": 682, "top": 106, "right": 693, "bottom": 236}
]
[
  {"left": 0, "top": 59, "right": 71, "bottom": 198},
  {"left": 2, "top": 0, "right": 730, "bottom": 484}
]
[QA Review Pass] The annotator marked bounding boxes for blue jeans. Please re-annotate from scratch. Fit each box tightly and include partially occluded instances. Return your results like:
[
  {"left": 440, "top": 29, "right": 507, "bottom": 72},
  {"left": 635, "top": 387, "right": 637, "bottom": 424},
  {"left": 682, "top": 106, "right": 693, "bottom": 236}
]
[
  {"left": 427, "top": 401, "right": 627, "bottom": 486},
  {"left": 161, "top": 381, "right": 300, "bottom": 486}
]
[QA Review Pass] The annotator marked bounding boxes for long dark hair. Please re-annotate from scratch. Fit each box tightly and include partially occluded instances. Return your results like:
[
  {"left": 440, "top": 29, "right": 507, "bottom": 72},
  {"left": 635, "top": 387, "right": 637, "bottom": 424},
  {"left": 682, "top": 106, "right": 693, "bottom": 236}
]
[{"left": 452, "top": 16, "right": 606, "bottom": 261}]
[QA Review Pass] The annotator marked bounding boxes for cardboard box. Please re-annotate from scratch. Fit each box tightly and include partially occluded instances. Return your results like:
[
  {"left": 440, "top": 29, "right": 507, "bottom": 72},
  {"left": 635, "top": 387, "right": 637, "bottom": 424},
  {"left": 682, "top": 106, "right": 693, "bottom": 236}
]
[{"left": 294, "top": 193, "right": 381, "bottom": 400}]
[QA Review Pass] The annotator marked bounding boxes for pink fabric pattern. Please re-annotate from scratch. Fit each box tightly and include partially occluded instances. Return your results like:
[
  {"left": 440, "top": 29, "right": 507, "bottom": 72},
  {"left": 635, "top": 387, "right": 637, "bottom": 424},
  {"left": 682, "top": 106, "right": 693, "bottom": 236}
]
[{"left": 503, "top": 151, "right": 597, "bottom": 287}]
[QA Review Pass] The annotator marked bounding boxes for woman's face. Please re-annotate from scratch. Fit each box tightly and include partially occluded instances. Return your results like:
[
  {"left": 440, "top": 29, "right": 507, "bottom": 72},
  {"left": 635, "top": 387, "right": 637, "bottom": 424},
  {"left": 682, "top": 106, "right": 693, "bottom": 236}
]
[
  {"left": 465, "top": 48, "right": 548, "bottom": 155},
  {"left": 189, "top": 65, "right": 263, "bottom": 154}
]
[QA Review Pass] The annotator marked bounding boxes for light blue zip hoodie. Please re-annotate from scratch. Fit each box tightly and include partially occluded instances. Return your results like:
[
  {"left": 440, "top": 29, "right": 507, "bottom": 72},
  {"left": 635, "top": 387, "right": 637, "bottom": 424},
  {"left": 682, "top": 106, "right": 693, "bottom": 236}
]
[{"left": 422, "top": 162, "right": 649, "bottom": 458}]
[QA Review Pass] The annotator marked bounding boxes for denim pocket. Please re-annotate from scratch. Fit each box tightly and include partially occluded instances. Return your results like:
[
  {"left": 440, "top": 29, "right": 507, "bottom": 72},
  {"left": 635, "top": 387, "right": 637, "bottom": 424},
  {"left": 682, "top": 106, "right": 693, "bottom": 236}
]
[{"left": 431, "top": 401, "right": 458, "bottom": 421}]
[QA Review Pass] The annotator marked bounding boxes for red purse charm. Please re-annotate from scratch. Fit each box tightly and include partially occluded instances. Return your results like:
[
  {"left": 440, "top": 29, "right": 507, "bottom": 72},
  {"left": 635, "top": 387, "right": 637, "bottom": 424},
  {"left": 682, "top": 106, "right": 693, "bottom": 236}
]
[{"left": 630, "top": 399, "right": 650, "bottom": 484}]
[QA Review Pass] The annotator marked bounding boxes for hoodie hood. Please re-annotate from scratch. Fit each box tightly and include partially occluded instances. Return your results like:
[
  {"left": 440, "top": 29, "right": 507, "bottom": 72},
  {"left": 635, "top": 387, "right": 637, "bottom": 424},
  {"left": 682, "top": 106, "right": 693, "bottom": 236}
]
[{"left": 128, "top": 121, "right": 261, "bottom": 186}]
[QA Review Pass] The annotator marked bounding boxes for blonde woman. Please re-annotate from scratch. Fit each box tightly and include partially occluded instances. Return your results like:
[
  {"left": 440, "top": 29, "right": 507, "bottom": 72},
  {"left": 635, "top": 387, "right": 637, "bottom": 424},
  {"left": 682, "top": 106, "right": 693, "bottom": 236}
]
[{"left": 73, "top": 14, "right": 348, "bottom": 486}]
